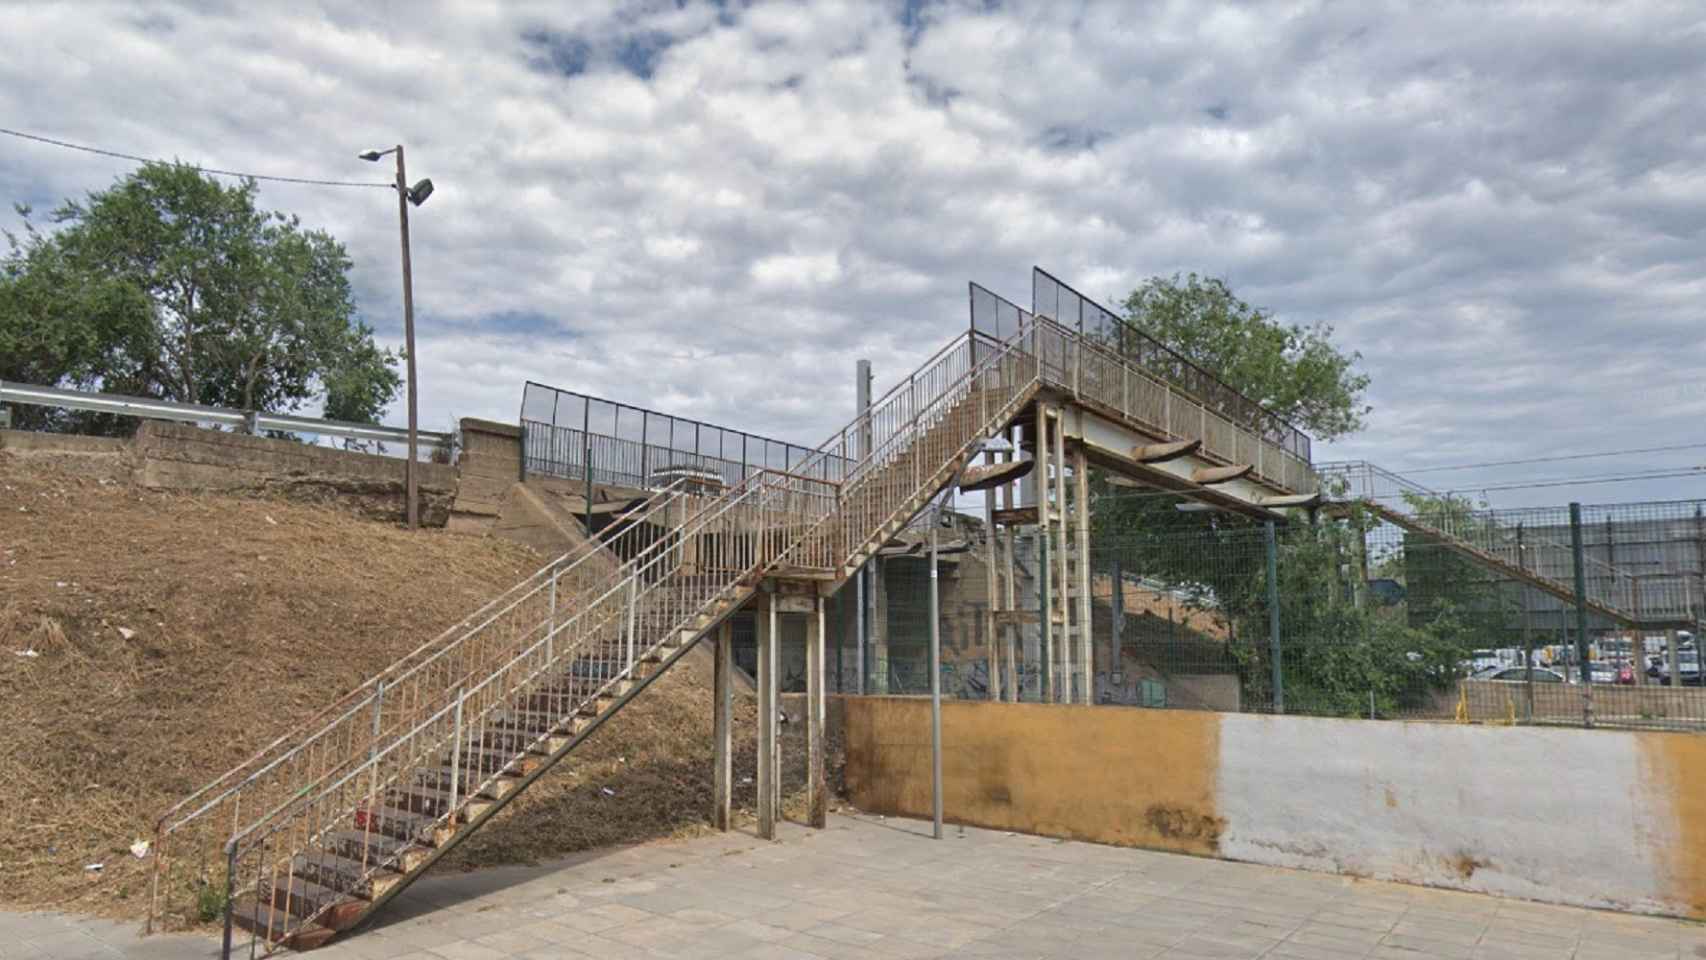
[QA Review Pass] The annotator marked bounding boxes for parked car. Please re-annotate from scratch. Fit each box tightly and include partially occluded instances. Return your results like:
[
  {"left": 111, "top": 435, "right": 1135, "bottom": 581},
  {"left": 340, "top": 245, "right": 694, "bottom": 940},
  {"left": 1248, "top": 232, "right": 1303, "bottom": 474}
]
[{"left": 1473, "top": 666, "right": 1565, "bottom": 683}]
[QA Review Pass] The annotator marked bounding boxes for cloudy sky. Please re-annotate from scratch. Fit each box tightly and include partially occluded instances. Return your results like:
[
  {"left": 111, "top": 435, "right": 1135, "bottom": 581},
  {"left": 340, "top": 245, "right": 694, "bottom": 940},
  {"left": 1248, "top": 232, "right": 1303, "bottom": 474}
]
[{"left": 3, "top": 0, "right": 1703, "bottom": 508}]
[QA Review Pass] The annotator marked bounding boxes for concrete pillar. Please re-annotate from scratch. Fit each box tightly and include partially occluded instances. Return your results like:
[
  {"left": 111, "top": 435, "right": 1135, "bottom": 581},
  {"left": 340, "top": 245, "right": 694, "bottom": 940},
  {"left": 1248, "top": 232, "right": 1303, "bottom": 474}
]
[
  {"left": 770, "top": 597, "right": 782, "bottom": 825},
  {"left": 756, "top": 593, "right": 777, "bottom": 840},
  {"left": 712, "top": 620, "right": 732, "bottom": 831},
  {"left": 807, "top": 595, "right": 827, "bottom": 828}
]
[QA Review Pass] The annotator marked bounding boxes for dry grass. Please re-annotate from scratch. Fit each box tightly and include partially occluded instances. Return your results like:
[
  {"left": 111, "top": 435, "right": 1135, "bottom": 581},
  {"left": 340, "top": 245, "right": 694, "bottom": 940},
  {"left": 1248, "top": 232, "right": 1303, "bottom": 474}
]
[{"left": 0, "top": 453, "right": 832, "bottom": 927}]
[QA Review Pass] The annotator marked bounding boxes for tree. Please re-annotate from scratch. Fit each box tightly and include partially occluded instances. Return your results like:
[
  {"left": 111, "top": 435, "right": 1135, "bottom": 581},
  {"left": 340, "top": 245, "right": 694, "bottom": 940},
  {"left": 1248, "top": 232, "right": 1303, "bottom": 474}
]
[
  {"left": 0, "top": 163, "right": 399, "bottom": 430},
  {"left": 1120, "top": 272, "right": 1369, "bottom": 441}
]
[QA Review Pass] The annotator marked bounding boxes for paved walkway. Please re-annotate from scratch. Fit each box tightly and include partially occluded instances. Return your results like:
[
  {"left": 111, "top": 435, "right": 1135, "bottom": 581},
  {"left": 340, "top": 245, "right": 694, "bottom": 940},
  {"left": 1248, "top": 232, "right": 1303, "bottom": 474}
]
[{"left": 4, "top": 814, "right": 1704, "bottom": 959}]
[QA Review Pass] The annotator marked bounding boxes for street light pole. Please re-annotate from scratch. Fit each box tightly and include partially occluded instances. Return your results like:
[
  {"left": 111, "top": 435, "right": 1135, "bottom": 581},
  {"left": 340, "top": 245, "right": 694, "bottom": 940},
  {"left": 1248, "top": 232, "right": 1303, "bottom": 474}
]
[
  {"left": 392, "top": 144, "right": 419, "bottom": 529},
  {"left": 362, "top": 144, "right": 433, "bottom": 529}
]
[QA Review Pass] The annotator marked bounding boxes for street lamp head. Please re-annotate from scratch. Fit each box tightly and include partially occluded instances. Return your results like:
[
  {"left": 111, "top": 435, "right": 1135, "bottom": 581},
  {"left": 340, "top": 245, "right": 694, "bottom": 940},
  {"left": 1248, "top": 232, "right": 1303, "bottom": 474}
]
[
  {"left": 357, "top": 148, "right": 392, "bottom": 162},
  {"left": 406, "top": 178, "right": 434, "bottom": 207}
]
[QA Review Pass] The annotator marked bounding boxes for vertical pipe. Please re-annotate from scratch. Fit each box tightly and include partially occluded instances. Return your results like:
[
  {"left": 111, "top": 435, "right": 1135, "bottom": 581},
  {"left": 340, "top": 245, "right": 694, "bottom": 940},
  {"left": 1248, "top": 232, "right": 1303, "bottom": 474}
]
[
  {"left": 1052, "top": 408, "right": 1069, "bottom": 701},
  {"left": 1569, "top": 502, "right": 1596, "bottom": 729},
  {"left": 983, "top": 449, "right": 1000, "bottom": 702},
  {"left": 929, "top": 515, "right": 944, "bottom": 840},
  {"left": 1265, "top": 521, "right": 1283, "bottom": 714},
  {"left": 1073, "top": 446, "right": 1092, "bottom": 704},
  {"left": 1035, "top": 405, "right": 1051, "bottom": 702},
  {"left": 855, "top": 358, "right": 872, "bottom": 695}
]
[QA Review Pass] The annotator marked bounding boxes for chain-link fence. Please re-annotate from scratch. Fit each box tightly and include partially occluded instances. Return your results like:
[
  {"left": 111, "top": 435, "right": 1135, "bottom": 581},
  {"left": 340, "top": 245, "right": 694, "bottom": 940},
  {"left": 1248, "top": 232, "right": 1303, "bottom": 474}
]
[{"left": 819, "top": 488, "right": 1706, "bottom": 732}]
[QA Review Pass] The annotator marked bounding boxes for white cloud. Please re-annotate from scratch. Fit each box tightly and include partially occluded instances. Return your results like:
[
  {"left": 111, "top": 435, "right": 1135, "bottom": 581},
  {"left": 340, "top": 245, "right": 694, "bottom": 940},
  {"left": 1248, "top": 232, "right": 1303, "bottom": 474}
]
[{"left": 1, "top": 0, "right": 1703, "bottom": 507}]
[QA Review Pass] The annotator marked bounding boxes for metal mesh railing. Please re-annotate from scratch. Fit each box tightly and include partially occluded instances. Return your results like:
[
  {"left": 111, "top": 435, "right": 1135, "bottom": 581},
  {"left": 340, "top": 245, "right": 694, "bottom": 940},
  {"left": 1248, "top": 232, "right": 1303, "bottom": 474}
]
[
  {"left": 519, "top": 382, "right": 846, "bottom": 491},
  {"left": 1030, "top": 267, "right": 1312, "bottom": 462}
]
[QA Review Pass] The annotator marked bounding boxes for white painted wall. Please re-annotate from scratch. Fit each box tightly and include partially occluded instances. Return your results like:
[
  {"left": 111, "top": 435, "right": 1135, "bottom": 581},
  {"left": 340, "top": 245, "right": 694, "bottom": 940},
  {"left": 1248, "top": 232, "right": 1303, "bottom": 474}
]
[{"left": 1216, "top": 713, "right": 1678, "bottom": 915}]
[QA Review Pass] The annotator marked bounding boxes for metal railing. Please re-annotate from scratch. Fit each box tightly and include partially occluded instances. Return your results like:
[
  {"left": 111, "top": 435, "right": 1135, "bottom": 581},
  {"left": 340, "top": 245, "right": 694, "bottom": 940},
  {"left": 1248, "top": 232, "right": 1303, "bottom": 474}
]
[
  {"left": 519, "top": 382, "right": 845, "bottom": 490},
  {"left": 148, "top": 480, "right": 696, "bottom": 933},
  {"left": 0, "top": 379, "right": 447, "bottom": 449},
  {"left": 972, "top": 282, "right": 1316, "bottom": 495},
  {"left": 1024, "top": 267, "right": 1312, "bottom": 461},
  {"left": 1317, "top": 461, "right": 1698, "bottom": 625}
]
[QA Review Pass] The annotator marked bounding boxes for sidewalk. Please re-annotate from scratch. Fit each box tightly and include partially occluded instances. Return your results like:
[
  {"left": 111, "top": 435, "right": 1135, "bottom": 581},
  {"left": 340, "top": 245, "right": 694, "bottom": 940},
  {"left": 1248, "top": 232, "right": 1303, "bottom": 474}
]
[{"left": 4, "top": 813, "right": 1703, "bottom": 958}]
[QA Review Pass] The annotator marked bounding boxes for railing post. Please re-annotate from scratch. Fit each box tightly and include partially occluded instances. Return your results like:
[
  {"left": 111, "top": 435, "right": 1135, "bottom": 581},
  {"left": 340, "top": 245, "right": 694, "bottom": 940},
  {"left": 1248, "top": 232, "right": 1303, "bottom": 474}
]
[
  {"left": 546, "top": 567, "right": 557, "bottom": 664},
  {"left": 625, "top": 575, "right": 638, "bottom": 675},
  {"left": 368, "top": 680, "right": 385, "bottom": 805},
  {"left": 219, "top": 841, "right": 237, "bottom": 960},
  {"left": 449, "top": 686, "right": 464, "bottom": 811}
]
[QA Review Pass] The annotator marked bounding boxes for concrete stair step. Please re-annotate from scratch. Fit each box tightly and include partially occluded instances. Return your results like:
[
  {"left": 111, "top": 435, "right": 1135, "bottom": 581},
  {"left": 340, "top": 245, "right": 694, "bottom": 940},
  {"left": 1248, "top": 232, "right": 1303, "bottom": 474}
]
[
  {"left": 412, "top": 765, "right": 521, "bottom": 800},
  {"left": 353, "top": 805, "right": 452, "bottom": 845},
  {"left": 229, "top": 897, "right": 336, "bottom": 950},
  {"left": 324, "top": 830, "right": 431, "bottom": 873},
  {"left": 385, "top": 782, "right": 494, "bottom": 820},
  {"left": 439, "top": 746, "right": 541, "bottom": 778},
  {"left": 262, "top": 875, "right": 367, "bottom": 930},
  {"left": 290, "top": 850, "right": 405, "bottom": 900}
]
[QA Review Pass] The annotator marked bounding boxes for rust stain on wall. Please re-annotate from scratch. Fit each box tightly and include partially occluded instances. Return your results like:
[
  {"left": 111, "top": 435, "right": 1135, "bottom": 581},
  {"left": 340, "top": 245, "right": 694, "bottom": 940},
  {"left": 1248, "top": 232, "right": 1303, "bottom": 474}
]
[
  {"left": 842, "top": 697, "right": 1220, "bottom": 856},
  {"left": 1638, "top": 732, "right": 1706, "bottom": 919}
]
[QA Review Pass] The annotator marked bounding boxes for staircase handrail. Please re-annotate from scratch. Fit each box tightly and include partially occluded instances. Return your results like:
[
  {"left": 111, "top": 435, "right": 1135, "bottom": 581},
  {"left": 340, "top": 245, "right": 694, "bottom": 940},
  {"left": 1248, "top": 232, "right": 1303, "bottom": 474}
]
[{"left": 148, "top": 478, "right": 696, "bottom": 929}]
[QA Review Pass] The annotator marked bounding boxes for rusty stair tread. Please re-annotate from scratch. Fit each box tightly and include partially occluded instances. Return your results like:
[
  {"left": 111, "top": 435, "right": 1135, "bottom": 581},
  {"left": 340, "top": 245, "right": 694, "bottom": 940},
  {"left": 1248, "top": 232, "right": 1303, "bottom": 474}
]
[
  {"left": 264, "top": 874, "right": 360, "bottom": 918},
  {"left": 230, "top": 897, "right": 336, "bottom": 948},
  {"left": 291, "top": 850, "right": 405, "bottom": 897},
  {"left": 354, "top": 805, "right": 446, "bottom": 842},
  {"left": 324, "top": 829, "right": 428, "bottom": 867}
]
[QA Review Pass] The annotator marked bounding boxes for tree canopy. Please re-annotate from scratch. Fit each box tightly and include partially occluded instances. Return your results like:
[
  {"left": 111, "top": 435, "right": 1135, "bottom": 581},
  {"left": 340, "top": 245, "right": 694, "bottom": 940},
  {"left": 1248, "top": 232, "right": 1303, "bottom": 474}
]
[
  {"left": 1, "top": 162, "right": 399, "bottom": 430},
  {"left": 1120, "top": 272, "right": 1369, "bottom": 441}
]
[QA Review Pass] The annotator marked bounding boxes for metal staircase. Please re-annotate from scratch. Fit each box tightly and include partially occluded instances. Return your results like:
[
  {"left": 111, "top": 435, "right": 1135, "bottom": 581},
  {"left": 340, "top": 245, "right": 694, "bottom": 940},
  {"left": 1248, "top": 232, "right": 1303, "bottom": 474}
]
[
  {"left": 1317, "top": 461, "right": 1691, "bottom": 627},
  {"left": 150, "top": 306, "right": 1316, "bottom": 955}
]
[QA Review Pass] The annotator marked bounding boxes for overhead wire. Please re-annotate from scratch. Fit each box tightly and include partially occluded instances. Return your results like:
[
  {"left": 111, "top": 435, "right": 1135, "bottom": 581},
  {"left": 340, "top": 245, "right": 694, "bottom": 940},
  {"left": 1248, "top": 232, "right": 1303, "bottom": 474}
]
[
  {"left": 0, "top": 126, "right": 392, "bottom": 189},
  {"left": 1380, "top": 441, "right": 1706, "bottom": 475}
]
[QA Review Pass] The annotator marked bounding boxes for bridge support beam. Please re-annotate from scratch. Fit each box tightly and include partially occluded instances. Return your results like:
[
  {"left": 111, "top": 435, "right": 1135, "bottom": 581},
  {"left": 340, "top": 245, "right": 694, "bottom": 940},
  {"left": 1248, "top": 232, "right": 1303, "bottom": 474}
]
[
  {"left": 757, "top": 592, "right": 777, "bottom": 840},
  {"left": 807, "top": 595, "right": 827, "bottom": 828},
  {"left": 712, "top": 620, "right": 732, "bottom": 831}
]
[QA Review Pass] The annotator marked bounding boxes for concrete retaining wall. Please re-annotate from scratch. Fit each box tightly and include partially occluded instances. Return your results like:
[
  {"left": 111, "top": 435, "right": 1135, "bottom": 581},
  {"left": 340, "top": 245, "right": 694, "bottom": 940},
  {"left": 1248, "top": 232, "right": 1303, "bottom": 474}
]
[
  {"left": 134, "top": 421, "right": 457, "bottom": 524},
  {"left": 843, "top": 698, "right": 1706, "bottom": 919}
]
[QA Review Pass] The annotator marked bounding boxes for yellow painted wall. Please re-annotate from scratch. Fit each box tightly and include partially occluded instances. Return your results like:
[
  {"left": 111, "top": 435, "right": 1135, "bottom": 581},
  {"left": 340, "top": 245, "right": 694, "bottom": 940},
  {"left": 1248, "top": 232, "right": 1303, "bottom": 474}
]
[
  {"left": 1637, "top": 732, "right": 1706, "bottom": 917},
  {"left": 842, "top": 697, "right": 1222, "bottom": 855}
]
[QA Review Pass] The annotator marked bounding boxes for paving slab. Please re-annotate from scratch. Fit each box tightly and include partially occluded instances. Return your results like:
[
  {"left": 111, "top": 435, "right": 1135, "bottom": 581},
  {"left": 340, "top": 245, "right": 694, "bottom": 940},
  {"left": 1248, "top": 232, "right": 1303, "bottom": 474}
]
[{"left": 4, "top": 813, "right": 1704, "bottom": 958}]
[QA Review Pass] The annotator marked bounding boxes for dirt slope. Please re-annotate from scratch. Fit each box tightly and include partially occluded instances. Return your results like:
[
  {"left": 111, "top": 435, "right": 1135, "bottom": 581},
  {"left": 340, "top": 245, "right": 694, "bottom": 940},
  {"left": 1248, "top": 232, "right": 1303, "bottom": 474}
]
[{"left": 0, "top": 453, "right": 815, "bottom": 925}]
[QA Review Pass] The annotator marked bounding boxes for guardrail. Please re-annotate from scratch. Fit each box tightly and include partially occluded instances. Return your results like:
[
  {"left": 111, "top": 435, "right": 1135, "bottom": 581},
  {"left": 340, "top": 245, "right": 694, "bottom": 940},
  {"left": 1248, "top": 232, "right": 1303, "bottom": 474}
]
[{"left": 0, "top": 380, "right": 447, "bottom": 449}]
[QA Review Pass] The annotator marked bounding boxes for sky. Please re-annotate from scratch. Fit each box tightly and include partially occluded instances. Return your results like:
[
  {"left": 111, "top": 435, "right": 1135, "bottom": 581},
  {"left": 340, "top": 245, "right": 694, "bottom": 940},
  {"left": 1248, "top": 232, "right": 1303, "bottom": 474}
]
[{"left": 2, "top": 0, "right": 1703, "bottom": 509}]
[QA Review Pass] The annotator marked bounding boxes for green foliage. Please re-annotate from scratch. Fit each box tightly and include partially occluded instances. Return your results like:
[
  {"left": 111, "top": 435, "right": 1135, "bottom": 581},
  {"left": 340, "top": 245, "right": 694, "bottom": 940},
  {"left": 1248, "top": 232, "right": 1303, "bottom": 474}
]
[
  {"left": 1120, "top": 272, "right": 1370, "bottom": 441},
  {"left": 0, "top": 163, "right": 399, "bottom": 430},
  {"left": 195, "top": 881, "right": 229, "bottom": 923},
  {"left": 1228, "top": 522, "right": 1473, "bottom": 717}
]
